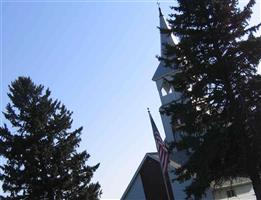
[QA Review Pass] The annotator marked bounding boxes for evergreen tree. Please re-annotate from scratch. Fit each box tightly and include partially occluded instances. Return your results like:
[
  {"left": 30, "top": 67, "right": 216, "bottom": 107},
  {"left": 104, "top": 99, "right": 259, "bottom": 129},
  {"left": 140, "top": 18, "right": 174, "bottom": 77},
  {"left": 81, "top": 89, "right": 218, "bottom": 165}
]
[
  {"left": 161, "top": 0, "right": 261, "bottom": 199},
  {"left": 0, "top": 77, "right": 101, "bottom": 200}
]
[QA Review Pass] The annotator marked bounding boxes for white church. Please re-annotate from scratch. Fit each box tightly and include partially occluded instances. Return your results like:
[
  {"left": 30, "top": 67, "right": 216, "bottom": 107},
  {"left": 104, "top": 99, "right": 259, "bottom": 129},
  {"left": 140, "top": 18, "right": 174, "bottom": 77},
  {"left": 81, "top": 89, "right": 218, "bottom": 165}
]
[{"left": 121, "top": 7, "right": 256, "bottom": 200}]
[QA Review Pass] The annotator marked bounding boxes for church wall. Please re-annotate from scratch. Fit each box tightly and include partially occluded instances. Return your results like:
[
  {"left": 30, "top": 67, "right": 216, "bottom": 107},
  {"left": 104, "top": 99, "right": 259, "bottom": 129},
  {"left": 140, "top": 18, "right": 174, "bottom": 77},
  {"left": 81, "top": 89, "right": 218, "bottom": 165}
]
[
  {"left": 168, "top": 169, "right": 214, "bottom": 200},
  {"left": 140, "top": 157, "right": 171, "bottom": 200},
  {"left": 213, "top": 183, "right": 255, "bottom": 200},
  {"left": 123, "top": 174, "right": 146, "bottom": 200},
  {"left": 122, "top": 155, "right": 174, "bottom": 200},
  {"left": 160, "top": 114, "right": 174, "bottom": 143}
]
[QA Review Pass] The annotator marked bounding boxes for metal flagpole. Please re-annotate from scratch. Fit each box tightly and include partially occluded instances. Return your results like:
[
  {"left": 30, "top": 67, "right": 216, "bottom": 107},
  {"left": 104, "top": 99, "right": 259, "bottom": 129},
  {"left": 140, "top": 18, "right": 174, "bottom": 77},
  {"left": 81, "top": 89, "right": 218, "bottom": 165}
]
[
  {"left": 147, "top": 108, "right": 175, "bottom": 200},
  {"left": 162, "top": 167, "right": 175, "bottom": 200}
]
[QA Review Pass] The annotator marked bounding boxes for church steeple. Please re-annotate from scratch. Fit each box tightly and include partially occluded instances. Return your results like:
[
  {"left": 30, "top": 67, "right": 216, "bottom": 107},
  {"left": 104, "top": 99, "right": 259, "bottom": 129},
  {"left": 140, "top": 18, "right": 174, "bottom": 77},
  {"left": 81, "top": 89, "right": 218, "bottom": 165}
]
[
  {"left": 158, "top": 6, "right": 175, "bottom": 57},
  {"left": 158, "top": 6, "right": 163, "bottom": 17},
  {"left": 152, "top": 7, "right": 180, "bottom": 143},
  {"left": 152, "top": 6, "right": 176, "bottom": 82}
]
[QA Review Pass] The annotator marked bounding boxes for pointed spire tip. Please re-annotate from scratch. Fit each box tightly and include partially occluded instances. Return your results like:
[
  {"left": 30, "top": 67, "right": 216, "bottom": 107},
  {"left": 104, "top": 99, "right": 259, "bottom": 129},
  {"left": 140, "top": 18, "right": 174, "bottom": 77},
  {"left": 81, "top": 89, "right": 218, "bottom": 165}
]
[{"left": 157, "top": 2, "right": 163, "bottom": 17}]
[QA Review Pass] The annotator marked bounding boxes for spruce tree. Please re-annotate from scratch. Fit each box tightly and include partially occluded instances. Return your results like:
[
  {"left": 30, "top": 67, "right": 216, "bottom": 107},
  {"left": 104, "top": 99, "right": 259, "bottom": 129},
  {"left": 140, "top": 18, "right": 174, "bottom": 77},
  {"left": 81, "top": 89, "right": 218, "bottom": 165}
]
[
  {"left": 0, "top": 77, "right": 101, "bottom": 200},
  {"left": 161, "top": 0, "right": 261, "bottom": 199}
]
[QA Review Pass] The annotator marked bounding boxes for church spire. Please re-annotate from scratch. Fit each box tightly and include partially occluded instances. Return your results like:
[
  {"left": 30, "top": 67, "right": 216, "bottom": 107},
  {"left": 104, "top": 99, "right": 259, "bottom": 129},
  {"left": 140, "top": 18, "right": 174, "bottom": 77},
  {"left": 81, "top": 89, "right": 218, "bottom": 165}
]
[
  {"left": 158, "top": 6, "right": 175, "bottom": 57},
  {"left": 152, "top": 6, "right": 176, "bottom": 81},
  {"left": 158, "top": 5, "right": 163, "bottom": 17}
]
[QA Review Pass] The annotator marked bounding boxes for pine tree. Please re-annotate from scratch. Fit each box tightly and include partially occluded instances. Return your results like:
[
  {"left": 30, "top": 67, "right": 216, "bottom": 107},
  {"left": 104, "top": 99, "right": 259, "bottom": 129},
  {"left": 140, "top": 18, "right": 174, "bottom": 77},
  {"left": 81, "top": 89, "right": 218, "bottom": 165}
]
[
  {"left": 161, "top": 0, "right": 261, "bottom": 199},
  {"left": 0, "top": 77, "right": 101, "bottom": 200}
]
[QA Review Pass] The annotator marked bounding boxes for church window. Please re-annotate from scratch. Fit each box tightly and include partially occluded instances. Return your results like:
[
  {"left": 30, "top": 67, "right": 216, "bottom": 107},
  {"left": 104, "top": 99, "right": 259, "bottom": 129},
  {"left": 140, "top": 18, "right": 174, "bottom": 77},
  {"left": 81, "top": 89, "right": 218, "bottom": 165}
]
[
  {"left": 161, "top": 80, "right": 173, "bottom": 96},
  {"left": 226, "top": 189, "right": 236, "bottom": 198},
  {"left": 169, "top": 86, "right": 174, "bottom": 94},
  {"left": 161, "top": 87, "right": 168, "bottom": 96}
]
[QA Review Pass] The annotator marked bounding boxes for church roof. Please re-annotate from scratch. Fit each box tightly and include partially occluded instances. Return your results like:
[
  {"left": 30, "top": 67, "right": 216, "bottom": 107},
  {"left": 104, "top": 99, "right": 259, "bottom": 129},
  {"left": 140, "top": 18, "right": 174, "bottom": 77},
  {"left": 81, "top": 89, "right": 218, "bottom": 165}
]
[
  {"left": 152, "top": 62, "right": 174, "bottom": 81},
  {"left": 120, "top": 152, "right": 180, "bottom": 200}
]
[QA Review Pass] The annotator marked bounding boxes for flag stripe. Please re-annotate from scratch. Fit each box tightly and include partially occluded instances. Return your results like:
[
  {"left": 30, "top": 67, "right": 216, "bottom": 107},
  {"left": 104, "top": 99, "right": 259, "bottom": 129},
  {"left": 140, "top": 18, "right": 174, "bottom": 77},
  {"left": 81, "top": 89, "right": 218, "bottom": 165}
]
[{"left": 149, "top": 112, "right": 170, "bottom": 174}]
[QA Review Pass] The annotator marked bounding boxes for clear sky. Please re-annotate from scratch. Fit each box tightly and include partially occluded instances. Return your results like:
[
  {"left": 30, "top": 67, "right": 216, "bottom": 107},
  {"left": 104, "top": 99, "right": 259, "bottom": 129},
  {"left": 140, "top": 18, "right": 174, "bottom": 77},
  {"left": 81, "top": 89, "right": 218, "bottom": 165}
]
[{"left": 0, "top": 1, "right": 260, "bottom": 199}]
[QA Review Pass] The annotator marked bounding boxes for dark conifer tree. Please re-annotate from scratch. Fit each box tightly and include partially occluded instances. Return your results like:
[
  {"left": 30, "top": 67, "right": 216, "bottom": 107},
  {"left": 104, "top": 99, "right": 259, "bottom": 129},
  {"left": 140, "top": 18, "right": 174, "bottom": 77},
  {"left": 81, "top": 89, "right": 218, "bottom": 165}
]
[
  {"left": 161, "top": 0, "right": 261, "bottom": 199},
  {"left": 0, "top": 77, "right": 101, "bottom": 200}
]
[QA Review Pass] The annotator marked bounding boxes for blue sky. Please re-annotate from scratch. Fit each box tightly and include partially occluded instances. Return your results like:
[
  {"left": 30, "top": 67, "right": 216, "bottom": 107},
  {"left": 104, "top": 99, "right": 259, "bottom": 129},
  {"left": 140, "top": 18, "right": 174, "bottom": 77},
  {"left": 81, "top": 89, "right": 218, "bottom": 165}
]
[{"left": 0, "top": 1, "right": 260, "bottom": 199}]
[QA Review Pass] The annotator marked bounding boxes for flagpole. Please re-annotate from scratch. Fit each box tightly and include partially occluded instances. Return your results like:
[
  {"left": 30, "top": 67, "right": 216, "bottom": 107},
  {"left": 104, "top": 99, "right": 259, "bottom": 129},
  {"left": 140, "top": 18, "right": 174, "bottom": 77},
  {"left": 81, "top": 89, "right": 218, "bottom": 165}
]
[
  {"left": 162, "top": 167, "right": 174, "bottom": 200},
  {"left": 147, "top": 108, "right": 175, "bottom": 200}
]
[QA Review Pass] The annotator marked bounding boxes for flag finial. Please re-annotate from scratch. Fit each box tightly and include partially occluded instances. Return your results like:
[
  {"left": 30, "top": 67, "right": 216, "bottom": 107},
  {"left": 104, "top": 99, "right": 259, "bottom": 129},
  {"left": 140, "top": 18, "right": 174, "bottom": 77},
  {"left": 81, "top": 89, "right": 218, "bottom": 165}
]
[{"left": 147, "top": 107, "right": 150, "bottom": 113}]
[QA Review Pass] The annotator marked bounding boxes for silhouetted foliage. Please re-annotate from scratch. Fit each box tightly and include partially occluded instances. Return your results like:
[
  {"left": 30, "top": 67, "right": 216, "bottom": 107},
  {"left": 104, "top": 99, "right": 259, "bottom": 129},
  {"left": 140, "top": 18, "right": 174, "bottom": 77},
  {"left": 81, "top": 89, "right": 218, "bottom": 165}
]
[
  {"left": 0, "top": 77, "right": 101, "bottom": 200},
  {"left": 161, "top": 0, "right": 261, "bottom": 199}
]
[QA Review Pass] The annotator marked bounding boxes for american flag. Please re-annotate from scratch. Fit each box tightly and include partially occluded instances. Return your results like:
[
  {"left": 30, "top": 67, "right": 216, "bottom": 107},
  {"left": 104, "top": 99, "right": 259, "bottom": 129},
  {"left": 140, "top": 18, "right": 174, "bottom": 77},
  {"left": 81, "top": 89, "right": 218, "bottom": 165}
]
[{"left": 148, "top": 110, "right": 170, "bottom": 174}]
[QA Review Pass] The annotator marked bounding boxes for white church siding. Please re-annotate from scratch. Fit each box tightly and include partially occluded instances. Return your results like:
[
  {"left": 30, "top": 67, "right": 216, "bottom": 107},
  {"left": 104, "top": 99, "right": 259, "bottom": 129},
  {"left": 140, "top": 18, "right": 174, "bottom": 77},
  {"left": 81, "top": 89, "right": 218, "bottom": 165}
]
[
  {"left": 121, "top": 153, "right": 173, "bottom": 200},
  {"left": 170, "top": 175, "right": 192, "bottom": 199},
  {"left": 213, "top": 182, "right": 255, "bottom": 200},
  {"left": 169, "top": 167, "right": 214, "bottom": 200},
  {"left": 160, "top": 113, "right": 174, "bottom": 143},
  {"left": 123, "top": 174, "right": 146, "bottom": 200}
]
